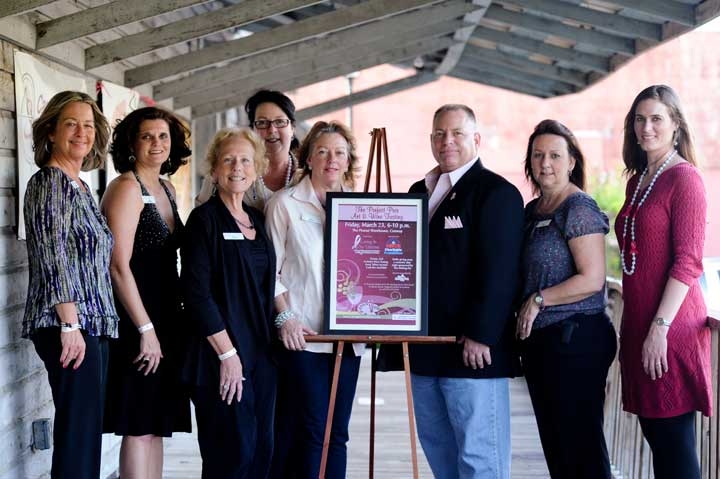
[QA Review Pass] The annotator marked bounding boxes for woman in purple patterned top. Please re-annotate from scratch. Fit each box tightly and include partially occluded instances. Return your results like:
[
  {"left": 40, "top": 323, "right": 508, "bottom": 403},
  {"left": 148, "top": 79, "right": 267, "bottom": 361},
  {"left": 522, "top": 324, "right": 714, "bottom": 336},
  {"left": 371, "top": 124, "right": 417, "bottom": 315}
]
[
  {"left": 517, "top": 119, "right": 616, "bottom": 479},
  {"left": 23, "top": 91, "right": 117, "bottom": 479}
]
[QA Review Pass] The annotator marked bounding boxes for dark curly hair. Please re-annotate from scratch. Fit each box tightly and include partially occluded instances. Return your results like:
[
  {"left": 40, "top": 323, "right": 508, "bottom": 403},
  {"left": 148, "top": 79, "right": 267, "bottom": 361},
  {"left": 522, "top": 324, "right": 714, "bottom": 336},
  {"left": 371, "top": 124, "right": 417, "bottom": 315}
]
[
  {"left": 110, "top": 107, "right": 191, "bottom": 175},
  {"left": 523, "top": 119, "right": 586, "bottom": 196},
  {"left": 245, "top": 89, "right": 299, "bottom": 150}
]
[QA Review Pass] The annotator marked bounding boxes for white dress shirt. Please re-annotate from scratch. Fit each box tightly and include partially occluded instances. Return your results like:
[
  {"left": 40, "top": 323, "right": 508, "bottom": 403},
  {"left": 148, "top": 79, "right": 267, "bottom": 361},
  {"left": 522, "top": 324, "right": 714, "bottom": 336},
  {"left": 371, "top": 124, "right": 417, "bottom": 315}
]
[
  {"left": 265, "top": 175, "right": 365, "bottom": 355},
  {"left": 424, "top": 158, "right": 479, "bottom": 219}
]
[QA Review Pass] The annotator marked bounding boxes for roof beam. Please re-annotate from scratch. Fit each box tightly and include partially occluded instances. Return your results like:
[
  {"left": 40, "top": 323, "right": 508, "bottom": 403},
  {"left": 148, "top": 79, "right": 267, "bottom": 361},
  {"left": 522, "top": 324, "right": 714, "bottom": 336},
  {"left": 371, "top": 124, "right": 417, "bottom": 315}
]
[
  {"left": 462, "top": 44, "right": 585, "bottom": 88},
  {"left": 607, "top": 0, "right": 695, "bottom": 27},
  {"left": 85, "top": 0, "right": 323, "bottom": 69},
  {"left": 0, "top": 0, "right": 56, "bottom": 18},
  {"left": 501, "top": 0, "right": 661, "bottom": 41},
  {"left": 192, "top": 36, "right": 455, "bottom": 117},
  {"left": 484, "top": 4, "right": 635, "bottom": 55},
  {"left": 36, "top": 0, "right": 204, "bottom": 49},
  {"left": 176, "top": 28, "right": 455, "bottom": 108},
  {"left": 471, "top": 26, "right": 609, "bottom": 73},
  {"left": 295, "top": 72, "right": 437, "bottom": 121},
  {"left": 435, "top": 0, "right": 491, "bottom": 75},
  {"left": 450, "top": 68, "right": 551, "bottom": 97},
  {"left": 457, "top": 62, "right": 567, "bottom": 96},
  {"left": 153, "top": 0, "right": 472, "bottom": 100},
  {"left": 124, "top": 0, "right": 443, "bottom": 87}
]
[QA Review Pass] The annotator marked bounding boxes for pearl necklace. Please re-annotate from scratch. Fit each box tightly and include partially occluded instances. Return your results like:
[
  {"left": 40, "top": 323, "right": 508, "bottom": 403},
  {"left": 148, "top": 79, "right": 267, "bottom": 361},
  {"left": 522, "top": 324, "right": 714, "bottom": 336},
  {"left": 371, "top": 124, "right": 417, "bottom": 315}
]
[
  {"left": 620, "top": 149, "right": 676, "bottom": 275},
  {"left": 252, "top": 153, "right": 294, "bottom": 202}
]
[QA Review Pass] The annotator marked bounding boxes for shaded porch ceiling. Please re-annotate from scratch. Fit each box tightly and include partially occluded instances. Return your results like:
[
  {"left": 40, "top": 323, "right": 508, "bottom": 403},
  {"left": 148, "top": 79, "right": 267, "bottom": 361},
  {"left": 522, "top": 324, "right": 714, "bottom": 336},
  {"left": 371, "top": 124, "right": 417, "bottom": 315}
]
[{"left": 1, "top": 0, "right": 718, "bottom": 120}]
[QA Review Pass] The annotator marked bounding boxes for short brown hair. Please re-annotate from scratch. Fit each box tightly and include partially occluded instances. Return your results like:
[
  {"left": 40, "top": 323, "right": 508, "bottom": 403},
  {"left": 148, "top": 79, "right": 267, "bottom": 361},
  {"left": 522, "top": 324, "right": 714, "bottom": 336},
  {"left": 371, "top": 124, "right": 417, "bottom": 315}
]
[
  {"left": 295, "top": 120, "right": 360, "bottom": 189},
  {"left": 523, "top": 119, "right": 586, "bottom": 196},
  {"left": 32, "top": 90, "right": 110, "bottom": 170}
]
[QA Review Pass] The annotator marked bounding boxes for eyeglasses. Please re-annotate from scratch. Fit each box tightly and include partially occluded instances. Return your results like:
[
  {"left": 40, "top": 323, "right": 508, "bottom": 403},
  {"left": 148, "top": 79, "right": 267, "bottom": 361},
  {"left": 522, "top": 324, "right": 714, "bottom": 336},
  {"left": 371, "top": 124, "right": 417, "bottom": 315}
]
[{"left": 253, "top": 119, "right": 291, "bottom": 130}]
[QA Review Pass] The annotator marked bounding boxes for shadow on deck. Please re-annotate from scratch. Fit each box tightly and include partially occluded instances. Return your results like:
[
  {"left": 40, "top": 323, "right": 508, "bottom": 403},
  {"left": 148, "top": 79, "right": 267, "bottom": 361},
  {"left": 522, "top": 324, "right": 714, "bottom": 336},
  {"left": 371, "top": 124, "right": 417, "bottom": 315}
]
[{"left": 162, "top": 354, "right": 549, "bottom": 478}]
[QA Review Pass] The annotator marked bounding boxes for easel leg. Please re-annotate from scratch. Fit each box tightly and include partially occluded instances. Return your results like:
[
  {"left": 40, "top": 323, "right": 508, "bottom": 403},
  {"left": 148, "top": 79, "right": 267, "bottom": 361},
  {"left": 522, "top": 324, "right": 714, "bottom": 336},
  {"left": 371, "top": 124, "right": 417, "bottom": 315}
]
[
  {"left": 319, "top": 340, "right": 345, "bottom": 479},
  {"left": 402, "top": 342, "right": 419, "bottom": 479},
  {"left": 369, "top": 344, "right": 377, "bottom": 479}
]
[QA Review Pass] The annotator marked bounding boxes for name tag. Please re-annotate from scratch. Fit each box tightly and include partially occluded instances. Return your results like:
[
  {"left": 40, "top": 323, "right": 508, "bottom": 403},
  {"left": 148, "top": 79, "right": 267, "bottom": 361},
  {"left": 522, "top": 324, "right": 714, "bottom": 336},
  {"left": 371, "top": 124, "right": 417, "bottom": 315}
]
[
  {"left": 142, "top": 195, "right": 156, "bottom": 204},
  {"left": 301, "top": 214, "right": 322, "bottom": 224},
  {"left": 223, "top": 232, "right": 244, "bottom": 240},
  {"left": 536, "top": 219, "right": 552, "bottom": 228}
]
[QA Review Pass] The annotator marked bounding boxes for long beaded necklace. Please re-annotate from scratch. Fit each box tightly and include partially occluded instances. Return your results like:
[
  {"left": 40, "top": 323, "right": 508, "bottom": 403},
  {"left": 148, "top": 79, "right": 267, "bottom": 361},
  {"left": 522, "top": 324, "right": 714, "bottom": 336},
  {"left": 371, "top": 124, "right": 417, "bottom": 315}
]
[
  {"left": 620, "top": 149, "right": 676, "bottom": 275},
  {"left": 252, "top": 153, "right": 295, "bottom": 202}
]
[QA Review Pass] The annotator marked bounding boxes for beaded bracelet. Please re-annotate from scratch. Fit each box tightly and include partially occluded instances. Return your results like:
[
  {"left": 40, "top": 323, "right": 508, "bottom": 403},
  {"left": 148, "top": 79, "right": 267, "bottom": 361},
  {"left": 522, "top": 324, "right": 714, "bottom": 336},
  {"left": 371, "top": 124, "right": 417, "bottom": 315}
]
[{"left": 274, "top": 309, "right": 296, "bottom": 328}]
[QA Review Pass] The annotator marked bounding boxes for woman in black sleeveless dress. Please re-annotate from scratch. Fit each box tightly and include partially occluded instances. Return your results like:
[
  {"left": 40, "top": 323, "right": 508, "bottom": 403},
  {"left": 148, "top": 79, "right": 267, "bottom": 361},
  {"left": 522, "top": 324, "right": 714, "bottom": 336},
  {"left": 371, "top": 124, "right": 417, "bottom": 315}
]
[{"left": 101, "top": 107, "right": 192, "bottom": 479}]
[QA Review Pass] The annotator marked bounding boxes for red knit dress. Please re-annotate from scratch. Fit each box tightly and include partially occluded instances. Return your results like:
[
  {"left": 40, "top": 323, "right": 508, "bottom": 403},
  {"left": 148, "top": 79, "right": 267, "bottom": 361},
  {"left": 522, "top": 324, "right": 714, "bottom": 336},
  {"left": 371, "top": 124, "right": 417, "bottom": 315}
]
[{"left": 615, "top": 162, "right": 712, "bottom": 418}]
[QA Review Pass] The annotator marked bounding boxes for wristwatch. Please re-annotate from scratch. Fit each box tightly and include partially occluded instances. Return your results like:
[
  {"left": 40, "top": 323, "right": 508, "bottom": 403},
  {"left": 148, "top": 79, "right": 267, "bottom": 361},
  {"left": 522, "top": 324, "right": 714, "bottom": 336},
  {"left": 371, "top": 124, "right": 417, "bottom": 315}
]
[
  {"left": 654, "top": 317, "right": 672, "bottom": 327},
  {"left": 533, "top": 291, "right": 545, "bottom": 310}
]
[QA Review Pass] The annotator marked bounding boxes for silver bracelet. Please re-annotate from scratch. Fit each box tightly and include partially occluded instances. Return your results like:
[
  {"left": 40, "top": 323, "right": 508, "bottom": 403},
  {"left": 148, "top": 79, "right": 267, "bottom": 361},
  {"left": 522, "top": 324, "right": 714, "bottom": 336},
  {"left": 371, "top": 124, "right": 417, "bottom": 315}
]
[
  {"left": 60, "top": 322, "right": 81, "bottom": 333},
  {"left": 274, "top": 309, "right": 295, "bottom": 328},
  {"left": 218, "top": 347, "right": 237, "bottom": 361},
  {"left": 138, "top": 322, "right": 154, "bottom": 334}
]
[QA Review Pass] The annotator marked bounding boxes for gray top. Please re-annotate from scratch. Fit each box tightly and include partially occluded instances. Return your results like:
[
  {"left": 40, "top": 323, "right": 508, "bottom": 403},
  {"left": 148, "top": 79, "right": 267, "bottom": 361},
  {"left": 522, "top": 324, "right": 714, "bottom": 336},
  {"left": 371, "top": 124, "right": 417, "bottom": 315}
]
[
  {"left": 522, "top": 191, "right": 609, "bottom": 329},
  {"left": 22, "top": 167, "right": 118, "bottom": 338}
]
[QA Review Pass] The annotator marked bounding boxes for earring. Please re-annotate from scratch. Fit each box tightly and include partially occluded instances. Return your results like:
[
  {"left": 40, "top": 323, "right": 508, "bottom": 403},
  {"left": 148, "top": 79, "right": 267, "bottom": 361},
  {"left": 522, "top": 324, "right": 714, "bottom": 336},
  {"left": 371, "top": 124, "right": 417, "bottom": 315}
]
[
  {"left": 568, "top": 169, "right": 573, "bottom": 177},
  {"left": 129, "top": 154, "right": 136, "bottom": 162},
  {"left": 673, "top": 130, "right": 679, "bottom": 147},
  {"left": 45, "top": 142, "right": 52, "bottom": 154}
]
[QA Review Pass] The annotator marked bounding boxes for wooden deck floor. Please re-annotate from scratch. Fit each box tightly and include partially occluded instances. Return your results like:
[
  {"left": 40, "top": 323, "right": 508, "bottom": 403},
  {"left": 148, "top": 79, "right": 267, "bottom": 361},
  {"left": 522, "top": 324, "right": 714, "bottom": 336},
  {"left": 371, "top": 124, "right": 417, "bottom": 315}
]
[{"left": 163, "top": 352, "right": 549, "bottom": 478}]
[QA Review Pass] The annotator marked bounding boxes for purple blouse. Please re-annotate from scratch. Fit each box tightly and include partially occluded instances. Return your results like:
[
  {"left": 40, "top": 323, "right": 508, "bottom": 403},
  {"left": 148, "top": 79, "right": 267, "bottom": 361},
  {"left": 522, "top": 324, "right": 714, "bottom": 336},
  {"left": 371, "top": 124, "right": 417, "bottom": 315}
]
[{"left": 522, "top": 192, "right": 609, "bottom": 329}]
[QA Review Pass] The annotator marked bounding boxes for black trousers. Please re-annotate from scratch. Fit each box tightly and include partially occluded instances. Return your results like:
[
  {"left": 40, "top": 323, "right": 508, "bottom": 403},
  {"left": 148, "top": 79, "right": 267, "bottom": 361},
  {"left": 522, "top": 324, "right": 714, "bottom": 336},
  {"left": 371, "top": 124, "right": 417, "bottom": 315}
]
[
  {"left": 192, "top": 351, "right": 277, "bottom": 479},
  {"left": 32, "top": 328, "right": 109, "bottom": 479},
  {"left": 639, "top": 411, "right": 700, "bottom": 479},
  {"left": 522, "top": 312, "right": 617, "bottom": 479}
]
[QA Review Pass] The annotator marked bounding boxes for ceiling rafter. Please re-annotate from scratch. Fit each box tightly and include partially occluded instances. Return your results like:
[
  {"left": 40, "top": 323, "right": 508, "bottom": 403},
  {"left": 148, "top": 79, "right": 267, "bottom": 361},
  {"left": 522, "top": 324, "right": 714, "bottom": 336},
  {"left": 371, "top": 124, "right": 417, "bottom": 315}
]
[
  {"left": 192, "top": 36, "right": 455, "bottom": 117},
  {"left": 85, "top": 0, "right": 324, "bottom": 69},
  {"left": 153, "top": 0, "right": 473, "bottom": 100},
  {"left": 484, "top": 4, "right": 635, "bottom": 55},
  {"left": 176, "top": 25, "right": 457, "bottom": 108},
  {"left": 607, "top": 0, "right": 695, "bottom": 26},
  {"left": 500, "top": 0, "right": 661, "bottom": 41},
  {"left": 450, "top": 67, "right": 552, "bottom": 97},
  {"left": 457, "top": 62, "right": 570, "bottom": 95},
  {"left": 295, "top": 72, "right": 437, "bottom": 121},
  {"left": 471, "top": 25, "right": 610, "bottom": 73},
  {"left": 36, "top": 0, "right": 205, "bottom": 49},
  {"left": 0, "top": 0, "right": 56, "bottom": 18},
  {"left": 462, "top": 44, "right": 586, "bottom": 88},
  {"left": 124, "top": 0, "right": 443, "bottom": 87}
]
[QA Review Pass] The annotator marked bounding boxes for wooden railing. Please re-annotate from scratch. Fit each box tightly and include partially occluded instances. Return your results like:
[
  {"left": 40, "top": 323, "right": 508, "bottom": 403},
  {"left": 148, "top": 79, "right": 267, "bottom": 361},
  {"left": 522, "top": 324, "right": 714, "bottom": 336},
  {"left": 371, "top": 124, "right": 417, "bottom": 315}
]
[{"left": 604, "top": 281, "right": 720, "bottom": 478}]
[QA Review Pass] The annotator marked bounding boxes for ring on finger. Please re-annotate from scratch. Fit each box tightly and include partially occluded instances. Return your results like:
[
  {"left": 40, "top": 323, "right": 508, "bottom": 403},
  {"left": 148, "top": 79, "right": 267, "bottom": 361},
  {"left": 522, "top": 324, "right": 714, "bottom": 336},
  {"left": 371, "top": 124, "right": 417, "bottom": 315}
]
[{"left": 222, "top": 384, "right": 230, "bottom": 391}]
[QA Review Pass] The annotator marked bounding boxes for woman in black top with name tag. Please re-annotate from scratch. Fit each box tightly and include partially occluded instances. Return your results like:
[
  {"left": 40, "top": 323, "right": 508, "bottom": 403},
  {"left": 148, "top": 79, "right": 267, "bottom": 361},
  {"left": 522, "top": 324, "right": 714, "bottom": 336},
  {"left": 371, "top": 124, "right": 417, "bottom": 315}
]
[
  {"left": 181, "top": 127, "right": 277, "bottom": 478},
  {"left": 102, "top": 106, "right": 192, "bottom": 479}
]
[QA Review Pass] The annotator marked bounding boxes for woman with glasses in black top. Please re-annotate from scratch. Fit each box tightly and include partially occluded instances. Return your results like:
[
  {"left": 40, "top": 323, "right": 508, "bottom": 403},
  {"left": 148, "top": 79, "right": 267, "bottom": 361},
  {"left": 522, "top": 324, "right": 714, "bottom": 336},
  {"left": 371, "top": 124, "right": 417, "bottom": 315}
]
[{"left": 196, "top": 90, "right": 299, "bottom": 211}]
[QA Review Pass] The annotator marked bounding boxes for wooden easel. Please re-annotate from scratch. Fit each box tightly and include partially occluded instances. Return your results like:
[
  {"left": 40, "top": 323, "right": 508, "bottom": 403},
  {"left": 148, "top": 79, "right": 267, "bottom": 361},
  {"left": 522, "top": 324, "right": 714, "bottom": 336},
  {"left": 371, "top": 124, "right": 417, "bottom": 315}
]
[
  {"left": 310, "top": 128, "right": 455, "bottom": 479},
  {"left": 305, "top": 335, "right": 455, "bottom": 479}
]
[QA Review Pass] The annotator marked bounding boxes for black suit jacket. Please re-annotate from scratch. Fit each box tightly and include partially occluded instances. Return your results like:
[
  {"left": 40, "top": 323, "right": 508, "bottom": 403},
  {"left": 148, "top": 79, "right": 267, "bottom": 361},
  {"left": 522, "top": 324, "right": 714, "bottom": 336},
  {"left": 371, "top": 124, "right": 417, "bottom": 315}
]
[
  {"left": 180, "top": 195, "right": 276, "bottom": 386},
  {"left": 408, "top": 160, "right": 524, "bottom": 378}
]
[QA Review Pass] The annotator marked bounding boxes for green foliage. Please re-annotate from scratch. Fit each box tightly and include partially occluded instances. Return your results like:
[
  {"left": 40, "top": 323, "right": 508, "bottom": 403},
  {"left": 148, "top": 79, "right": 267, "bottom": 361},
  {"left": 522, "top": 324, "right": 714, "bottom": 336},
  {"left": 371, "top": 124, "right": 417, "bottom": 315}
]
[{"left": 588, "top": 170, "right": 626, "bottom": 280}]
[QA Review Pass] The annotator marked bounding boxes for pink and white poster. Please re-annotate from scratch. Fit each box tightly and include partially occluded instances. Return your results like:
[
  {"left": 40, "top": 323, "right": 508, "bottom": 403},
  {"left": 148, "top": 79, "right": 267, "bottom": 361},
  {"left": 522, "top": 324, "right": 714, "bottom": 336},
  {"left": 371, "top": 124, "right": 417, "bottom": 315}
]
[{"left": 325, "top": 194, "right": 428, "bottom": 334}]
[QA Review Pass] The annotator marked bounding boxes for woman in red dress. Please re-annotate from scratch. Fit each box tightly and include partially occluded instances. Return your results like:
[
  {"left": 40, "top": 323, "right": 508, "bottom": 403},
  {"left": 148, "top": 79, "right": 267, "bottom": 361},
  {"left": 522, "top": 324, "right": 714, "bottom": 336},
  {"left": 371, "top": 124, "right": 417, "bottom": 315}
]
[{"left": 616, "top": 84, "right": 711, "bottom": 479}]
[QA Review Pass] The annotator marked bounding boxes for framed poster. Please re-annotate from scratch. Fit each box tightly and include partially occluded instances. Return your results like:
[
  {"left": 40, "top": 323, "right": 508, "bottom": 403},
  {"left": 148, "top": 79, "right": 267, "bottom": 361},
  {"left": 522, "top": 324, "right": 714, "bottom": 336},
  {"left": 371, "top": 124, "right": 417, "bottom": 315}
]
[{"left": 324, "top": 193, "right": 428, "bottom": 335}]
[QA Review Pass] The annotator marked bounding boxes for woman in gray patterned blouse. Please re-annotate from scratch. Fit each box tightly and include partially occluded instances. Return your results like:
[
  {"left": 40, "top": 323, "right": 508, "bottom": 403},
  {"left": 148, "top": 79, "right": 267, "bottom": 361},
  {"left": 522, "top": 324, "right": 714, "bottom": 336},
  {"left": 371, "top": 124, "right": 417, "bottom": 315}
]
[
  {"left": 517, "top": 119, "right": 616, "bottom": 479},
  {"left": 23, "top": 91, "right": 117, "bottom": 479}
]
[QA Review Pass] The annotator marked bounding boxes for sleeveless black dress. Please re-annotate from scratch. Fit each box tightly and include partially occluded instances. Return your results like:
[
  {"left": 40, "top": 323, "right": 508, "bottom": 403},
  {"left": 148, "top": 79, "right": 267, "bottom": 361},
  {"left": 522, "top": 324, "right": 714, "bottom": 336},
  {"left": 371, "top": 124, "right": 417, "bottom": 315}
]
[{"left": 103, "top": 175, "right": 191, "bottom": 437}]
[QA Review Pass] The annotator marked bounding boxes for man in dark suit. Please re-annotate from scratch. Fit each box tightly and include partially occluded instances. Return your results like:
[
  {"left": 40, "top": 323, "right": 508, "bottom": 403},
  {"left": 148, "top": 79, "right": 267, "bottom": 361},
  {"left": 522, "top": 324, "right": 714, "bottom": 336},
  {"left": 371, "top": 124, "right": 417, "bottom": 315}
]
[{"left": 409, "top": 104, "right": 523, "bottom": 478}]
